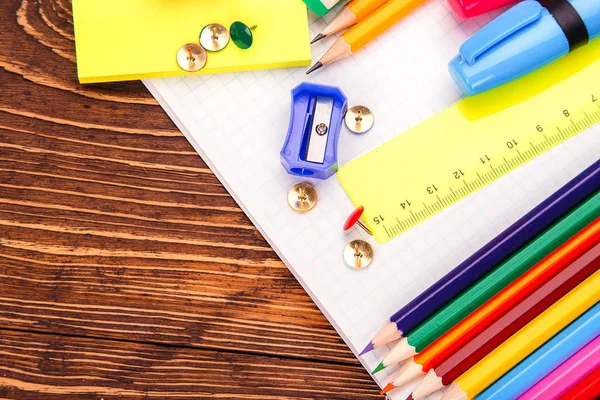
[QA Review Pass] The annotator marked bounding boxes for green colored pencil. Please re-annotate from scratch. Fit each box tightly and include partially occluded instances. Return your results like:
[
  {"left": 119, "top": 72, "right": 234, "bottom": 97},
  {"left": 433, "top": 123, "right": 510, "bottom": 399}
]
[{"left": 373, "top": 189, "right": 600, "bottom": 373}]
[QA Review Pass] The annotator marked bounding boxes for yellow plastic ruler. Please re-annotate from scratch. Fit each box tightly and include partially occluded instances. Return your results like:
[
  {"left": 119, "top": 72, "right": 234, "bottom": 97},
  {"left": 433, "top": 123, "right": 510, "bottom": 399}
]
[{"left": 338, "top": 40, "right": 600, "bottom": 243}]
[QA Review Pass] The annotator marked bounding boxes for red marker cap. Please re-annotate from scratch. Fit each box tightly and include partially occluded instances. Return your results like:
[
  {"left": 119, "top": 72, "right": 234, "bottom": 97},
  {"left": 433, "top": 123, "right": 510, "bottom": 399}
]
[
  {"left": 344, "top": 206, "right": 365, "bottom": 231},
  {"left": 449, "top": 0, "right": 517, "bottom": 18}
]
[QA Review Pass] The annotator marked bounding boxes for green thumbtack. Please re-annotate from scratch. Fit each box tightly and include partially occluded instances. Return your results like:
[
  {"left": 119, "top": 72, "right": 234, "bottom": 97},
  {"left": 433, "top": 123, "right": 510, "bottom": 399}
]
[{"left": 230, "top": 22, "right": 257, "bottom": 50}]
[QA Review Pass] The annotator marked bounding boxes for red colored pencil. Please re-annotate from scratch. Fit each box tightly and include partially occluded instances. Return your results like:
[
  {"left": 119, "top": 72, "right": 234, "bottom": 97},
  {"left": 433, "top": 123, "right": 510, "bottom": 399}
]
[
  {"left": 382, "top": 218, "right": 600, "bottom": 395},
  {"left": 558, "top": 366, "right": 600, "bottom": 400}
]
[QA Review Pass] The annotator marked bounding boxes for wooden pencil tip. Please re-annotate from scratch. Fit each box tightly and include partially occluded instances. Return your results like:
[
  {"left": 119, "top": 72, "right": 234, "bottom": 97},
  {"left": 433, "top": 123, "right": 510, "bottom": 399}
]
[
  {"left": 306, "top": 62, "right": 323, "bottom": 75},
  {"left": 380, "top": 383, "right": 396, "bottom": 395},
  {"left": 310, "top": 33, "right": 326, "bottom": 44},
  {"left": 359, "top": 342, "right": 374, "bottom": 356},
  {"left": 372, "top": 362, "right": 385, "bottom": 374}
]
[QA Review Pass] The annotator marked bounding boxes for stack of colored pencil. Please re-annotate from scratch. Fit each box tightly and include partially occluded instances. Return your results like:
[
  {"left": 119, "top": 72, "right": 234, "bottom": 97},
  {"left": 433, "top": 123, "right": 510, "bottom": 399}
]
[{"left": 361, "top": 159, "right": 600, "bottom": 399}]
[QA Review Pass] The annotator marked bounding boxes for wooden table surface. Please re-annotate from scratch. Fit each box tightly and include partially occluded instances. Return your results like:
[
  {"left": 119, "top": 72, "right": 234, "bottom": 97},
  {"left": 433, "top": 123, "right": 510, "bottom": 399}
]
[{"left": 0, "top": 1, "right": 381, "bottom": 398}]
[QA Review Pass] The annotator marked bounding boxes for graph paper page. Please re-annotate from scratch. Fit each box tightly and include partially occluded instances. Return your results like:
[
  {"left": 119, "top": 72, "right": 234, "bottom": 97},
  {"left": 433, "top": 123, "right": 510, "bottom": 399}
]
[{"left": 143, "top": 1, "right": 600, "bottom": 397}]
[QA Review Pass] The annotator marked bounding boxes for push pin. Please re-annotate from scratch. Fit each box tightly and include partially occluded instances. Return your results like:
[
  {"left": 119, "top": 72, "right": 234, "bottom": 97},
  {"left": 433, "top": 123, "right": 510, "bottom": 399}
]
[
  {"left": 281, "top": 82, "right": 348, "bottom": 180},
  {"left": 176, "top": 43, "right": 207, "bottom": 72},
  {"left": 343, "top": 240, "right": 374, "bottom": 270},
  {"left": 345, "top": 105, "right": 374, "bottom": 134},
  {"left": 343, "top": 206, "right": 372, "bottom": 235},
  {"left": 287, "top": 183, "right": 318, "bottom": 212},
  {"left": 200, "top": 23, "right": 230, "bottom": 52},
  {"left": 230, "top": 22, "right": 257, "bottom": 50}
]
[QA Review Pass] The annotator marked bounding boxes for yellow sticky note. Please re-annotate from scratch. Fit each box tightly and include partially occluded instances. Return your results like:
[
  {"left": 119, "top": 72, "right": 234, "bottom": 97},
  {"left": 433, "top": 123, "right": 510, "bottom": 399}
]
[{"left": 72, "top": 0, "right": 312, "bottom": 84}]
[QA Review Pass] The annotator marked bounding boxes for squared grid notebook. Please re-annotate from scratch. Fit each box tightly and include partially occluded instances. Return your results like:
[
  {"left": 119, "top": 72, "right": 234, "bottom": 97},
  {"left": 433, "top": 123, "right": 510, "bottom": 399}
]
[{"left": 144, "top": 1, "right": 600, "bottom": 397}]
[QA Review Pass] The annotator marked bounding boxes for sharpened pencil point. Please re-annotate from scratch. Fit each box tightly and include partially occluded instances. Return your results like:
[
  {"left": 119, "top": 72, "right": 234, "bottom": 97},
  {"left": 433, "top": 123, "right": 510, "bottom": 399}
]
[
  {"left": 380, "top": 383, "right": 397, "bottom": 395},
  {"left": 310, "top": 33, "right": 326, "bottom": 44},
  {"left": 359, "top": 342, "right": 374, "bottom": 356},
  {"left": 372, "top": 362, "right": 385, "bottom": 374},
  {"left": 306, "top": 61, "right": 323, "bottom": 75}
]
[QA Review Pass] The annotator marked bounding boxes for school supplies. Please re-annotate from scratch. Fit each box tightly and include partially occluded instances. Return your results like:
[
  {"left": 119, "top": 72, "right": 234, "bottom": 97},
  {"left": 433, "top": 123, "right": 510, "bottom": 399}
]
[
  {"left": 361, "top": 162, "right": 600, "bottom": 355},
  {"left": 373, "top": 208, "right": 600, "bottom": 372},
  {"left": 449, "top": 0, "right": 600, "bottom": 96},
  {"left": 303, "top": 0, "right": 343, "bottom": 16},
  {"left": 338, "top": 39, "right": 600, "bottom": 244},
  {"left": 71, "top": 0, "right": 311, "bottom": 83},
  {"left": 520, "top": 335, "right": 600, "bottom": 400},
  {"left": 442, "top": 270, "right": 600, "bottom": 400},
  {"left": 311, "top": 0, "right": 390, "bottom": 43},
  {"left": 476, "top": 303, "right": 600, "bottom": 400},
  {"left": 449, "top": 0, "right": 516, "bottom": 18},
  {"left": 559, "top": 366, "right": 600, "bottom": 399},
  {"left": 142, "top": 2, "right": 600, "bottom": 396},
  {"left": 307, "top": 0, "right": 426, "bottom": 74},
  {"left": 280, "top": 83, "right": 348, "bottom": 180},
  {"left": 398, "top": 240, "right": 600, "bottom": 398}
]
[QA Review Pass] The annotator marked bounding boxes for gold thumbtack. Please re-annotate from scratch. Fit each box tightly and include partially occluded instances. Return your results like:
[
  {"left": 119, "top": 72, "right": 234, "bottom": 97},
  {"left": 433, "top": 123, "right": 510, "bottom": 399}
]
[
  {"left": 343, "top": 240, "right": 374, "bottom": 269},
  {"left": 176, "top": 43, "right": 207, "bottom": 72},
  {"left": 287, "top": 183, "right": 318, "bottom": 212},
  {"left": 200, "top": 23, "right": 230, "bottom": 52},
  {"left": 345, "top": 105, "right": 375, "bottom": 134}
]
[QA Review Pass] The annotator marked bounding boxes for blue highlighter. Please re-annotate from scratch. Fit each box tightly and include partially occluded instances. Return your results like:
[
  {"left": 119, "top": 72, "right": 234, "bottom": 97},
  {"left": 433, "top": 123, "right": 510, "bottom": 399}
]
[
  {"left": 280, "top": 82, "right": 348, "bottom": 180},
  {"left": 449, "top": 0, "right": 600, "bottom": 96}
]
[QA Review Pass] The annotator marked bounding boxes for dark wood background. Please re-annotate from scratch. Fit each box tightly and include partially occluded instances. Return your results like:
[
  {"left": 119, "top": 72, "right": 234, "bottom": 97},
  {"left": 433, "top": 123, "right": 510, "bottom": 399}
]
[{"left": 0, "top": 0, "right": 381, "bottom": 398}]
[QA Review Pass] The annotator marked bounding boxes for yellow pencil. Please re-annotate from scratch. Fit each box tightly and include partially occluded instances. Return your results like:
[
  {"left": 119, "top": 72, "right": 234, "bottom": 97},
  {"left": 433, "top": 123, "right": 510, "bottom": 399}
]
[
  {"left": 311, "top": 0, "right": 390, "bottom": 43},
  {"left": 442, "top": 269, "right": 600, "bottom": 400},
  {"left": 307, "top": 0, "right": 426, "bottom": 74}
]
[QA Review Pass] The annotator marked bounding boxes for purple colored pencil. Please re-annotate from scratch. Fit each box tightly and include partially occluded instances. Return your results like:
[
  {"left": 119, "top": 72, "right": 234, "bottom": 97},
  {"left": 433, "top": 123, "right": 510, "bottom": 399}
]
[{"left": 361, "top": 158, "right": 600, "bottom": 356}]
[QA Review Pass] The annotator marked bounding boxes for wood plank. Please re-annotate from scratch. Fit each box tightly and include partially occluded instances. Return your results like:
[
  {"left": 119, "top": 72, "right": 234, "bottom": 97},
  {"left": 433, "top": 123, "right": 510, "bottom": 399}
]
[
  {"left": 0, "top": 329, "right": 380, "bottom": 399},
  {"left": 0, "top": 0, "right": 363, "bottom": 365}
]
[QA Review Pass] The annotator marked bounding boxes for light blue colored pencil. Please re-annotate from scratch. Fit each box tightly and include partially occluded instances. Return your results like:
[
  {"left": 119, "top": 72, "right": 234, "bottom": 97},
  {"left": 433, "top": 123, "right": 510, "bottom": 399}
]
[{"left": 477, "top": 302, "right": 600, "bottom": 400}]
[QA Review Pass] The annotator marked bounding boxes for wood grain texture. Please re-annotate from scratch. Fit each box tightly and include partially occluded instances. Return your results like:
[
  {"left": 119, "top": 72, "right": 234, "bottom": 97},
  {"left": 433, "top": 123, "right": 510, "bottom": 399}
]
[
  {"left": 0, "top": 0, "right": 381, "bottom": 397},
  {"left": 0, "top": 329, "right": 379, "bottom": 399}
]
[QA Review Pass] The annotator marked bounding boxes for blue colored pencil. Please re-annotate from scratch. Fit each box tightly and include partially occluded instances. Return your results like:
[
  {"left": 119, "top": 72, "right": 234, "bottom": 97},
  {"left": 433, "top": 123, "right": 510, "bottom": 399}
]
[
  {"left": 477, "top": 302, "right": 600, "bottom": 400},
  {"left": 361, "top": 159, "right": 600, "bottom": 355}
]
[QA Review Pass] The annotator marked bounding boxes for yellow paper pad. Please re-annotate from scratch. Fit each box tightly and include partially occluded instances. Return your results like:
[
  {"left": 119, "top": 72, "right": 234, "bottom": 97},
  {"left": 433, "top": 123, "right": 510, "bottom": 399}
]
[
  {"left": 337, "top": 41, "right": 600, "bottom": 243},
  {"left": 72, "top": 0, "right": 312, "bottom": 84}
]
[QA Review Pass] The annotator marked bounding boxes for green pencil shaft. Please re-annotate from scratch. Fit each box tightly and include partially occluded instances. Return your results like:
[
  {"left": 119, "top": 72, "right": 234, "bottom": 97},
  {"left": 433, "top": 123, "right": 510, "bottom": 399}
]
[{"left": 408, "top": 190, "right": 600, "bottom": 352}]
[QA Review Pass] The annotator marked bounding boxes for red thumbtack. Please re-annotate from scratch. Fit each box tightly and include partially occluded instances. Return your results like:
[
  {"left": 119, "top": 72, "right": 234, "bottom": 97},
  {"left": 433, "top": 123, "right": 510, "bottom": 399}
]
[{"left": 344, "top": 206, "right": 372, "bottom": 235}]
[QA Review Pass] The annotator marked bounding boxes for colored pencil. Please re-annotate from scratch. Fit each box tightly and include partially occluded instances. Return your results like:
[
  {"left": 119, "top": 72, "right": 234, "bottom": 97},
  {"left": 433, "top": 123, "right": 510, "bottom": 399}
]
[
  {"left": 372, "top": 194, "right": 600, "bottom": 373},
  {"left": 559, "top": 366, "right": 600, "bottom": 400},
  {"left": 400, "top": 241, "right": 600, "bottom": 399},
  {"left": 360, "top": 160, "right": 600, "bottom": 356},
  {"left": 311, "top": 0, "right": 389, "bottom": 43},
  {"left": 307, "top": 0, "right": 427, "bottom": 74},
  {"left": 476, "top": 303, "right": 600, "bottom": 400},
  {"left": 441, "top": 269, "right": 600, "bottom": 400},
  {"left": 519, "top": 335, "right": 600, "bottom": 400}
]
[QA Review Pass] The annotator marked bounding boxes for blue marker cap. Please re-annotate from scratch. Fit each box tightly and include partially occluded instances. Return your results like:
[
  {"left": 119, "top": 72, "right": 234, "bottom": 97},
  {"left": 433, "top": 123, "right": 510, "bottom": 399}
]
[
  {"left": 280, "top": 82, "right": 348, "bottom": 180},
  {"left": 449, "top": 0, "right": 600, "bottom": 96}
]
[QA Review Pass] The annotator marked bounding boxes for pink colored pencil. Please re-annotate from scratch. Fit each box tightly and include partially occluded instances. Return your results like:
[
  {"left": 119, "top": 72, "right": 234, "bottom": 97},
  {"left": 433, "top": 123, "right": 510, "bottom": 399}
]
[{"left": 518, "top": 335, "right": 600, "bottom": 400}]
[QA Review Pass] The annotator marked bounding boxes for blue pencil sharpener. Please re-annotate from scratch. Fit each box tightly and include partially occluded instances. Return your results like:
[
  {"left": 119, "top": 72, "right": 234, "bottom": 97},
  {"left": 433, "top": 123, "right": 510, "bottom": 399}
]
[{"left": 280, "top": 82, "right": 348, "bottom": 180}]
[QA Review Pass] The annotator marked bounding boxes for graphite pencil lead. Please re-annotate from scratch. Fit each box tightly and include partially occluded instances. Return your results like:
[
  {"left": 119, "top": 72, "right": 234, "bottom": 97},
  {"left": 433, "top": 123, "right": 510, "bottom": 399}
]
[
  {"left": 310, "top": 33, "right": 326, "bottom": 44},
  {"left": 306, "top": 61, "right": 323, "bottom": 75}
]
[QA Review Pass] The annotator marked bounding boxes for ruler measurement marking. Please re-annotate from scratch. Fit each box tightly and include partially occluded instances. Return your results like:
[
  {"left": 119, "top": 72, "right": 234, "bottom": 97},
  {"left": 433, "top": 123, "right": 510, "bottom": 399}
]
[{"left": 372, "top": 94, "right": 599, "bottom": 241}]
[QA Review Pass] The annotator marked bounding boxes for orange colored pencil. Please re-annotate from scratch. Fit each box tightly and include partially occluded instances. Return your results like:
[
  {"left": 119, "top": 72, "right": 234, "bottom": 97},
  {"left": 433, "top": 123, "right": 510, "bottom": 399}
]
[{"left": 307, "top": 0, "right": 426, "bottom": 74}]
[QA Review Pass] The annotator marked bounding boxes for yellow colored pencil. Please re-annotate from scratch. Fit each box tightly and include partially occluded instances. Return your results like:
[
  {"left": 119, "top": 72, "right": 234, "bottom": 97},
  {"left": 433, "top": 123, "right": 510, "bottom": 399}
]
[
  {"left": 311, "top": 0, "right": 390, "bottom": 43},
  {"left": 442, "top": 269, "right": 600, "bottom": 400},
  {"left": 307, "top": 0, "right": 426, "bottom": 74}
]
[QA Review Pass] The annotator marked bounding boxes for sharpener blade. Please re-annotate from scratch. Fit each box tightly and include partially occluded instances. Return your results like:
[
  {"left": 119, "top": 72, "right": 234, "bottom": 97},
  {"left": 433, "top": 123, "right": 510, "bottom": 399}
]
[{"left": 306, "top": 97, "right": 333, "bottom": 164}]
